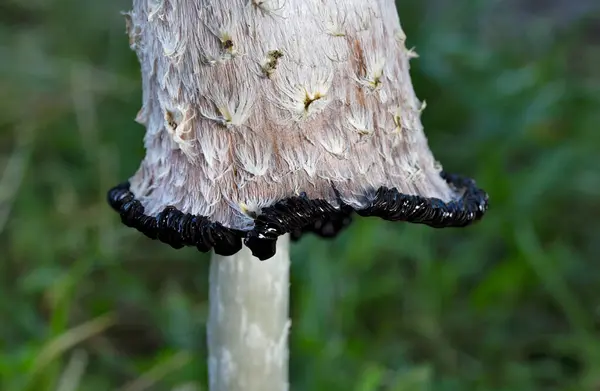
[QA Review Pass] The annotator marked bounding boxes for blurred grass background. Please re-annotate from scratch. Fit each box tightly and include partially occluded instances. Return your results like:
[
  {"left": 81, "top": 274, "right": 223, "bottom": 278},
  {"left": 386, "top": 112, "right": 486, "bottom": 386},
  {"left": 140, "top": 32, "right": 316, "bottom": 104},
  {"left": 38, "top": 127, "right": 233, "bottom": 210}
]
[{"left": 0, "top": 0, "right": 599, "bottom": 390}]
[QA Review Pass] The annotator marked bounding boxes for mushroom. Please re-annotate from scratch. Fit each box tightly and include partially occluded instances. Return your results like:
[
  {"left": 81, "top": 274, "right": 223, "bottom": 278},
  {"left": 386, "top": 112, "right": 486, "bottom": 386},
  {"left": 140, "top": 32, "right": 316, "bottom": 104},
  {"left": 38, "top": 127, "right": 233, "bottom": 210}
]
[{"left": 108, "top": 1, "right": 489, "bottom": 390}]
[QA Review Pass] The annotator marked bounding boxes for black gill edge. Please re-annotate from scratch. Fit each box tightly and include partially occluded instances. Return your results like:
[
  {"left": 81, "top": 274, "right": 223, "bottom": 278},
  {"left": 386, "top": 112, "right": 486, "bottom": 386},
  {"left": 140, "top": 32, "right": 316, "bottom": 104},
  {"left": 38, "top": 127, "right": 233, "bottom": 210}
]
[{"left": 107, "top": 172, "right": 489, "bottom": 260}]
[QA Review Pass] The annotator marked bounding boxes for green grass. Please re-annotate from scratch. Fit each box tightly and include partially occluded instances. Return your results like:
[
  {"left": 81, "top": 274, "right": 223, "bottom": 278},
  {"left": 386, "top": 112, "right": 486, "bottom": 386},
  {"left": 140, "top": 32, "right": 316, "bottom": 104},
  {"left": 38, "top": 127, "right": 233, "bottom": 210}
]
[{"left": 1, "top": 0, "right": 599, "bottom": 390}]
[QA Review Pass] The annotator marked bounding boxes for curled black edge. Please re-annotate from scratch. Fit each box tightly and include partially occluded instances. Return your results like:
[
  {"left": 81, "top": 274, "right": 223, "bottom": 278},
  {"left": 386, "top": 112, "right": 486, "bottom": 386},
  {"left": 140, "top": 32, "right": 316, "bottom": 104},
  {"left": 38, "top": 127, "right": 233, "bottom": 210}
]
[{"left": 107, "top": 172, "right": 488, "bottom": 260}]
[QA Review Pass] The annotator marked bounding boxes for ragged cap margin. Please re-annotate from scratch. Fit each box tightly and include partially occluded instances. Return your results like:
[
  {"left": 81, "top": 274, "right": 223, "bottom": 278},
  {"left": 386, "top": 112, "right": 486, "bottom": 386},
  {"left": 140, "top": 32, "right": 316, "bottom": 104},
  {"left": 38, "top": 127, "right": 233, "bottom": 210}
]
[{"left": 107, "top": 171, "right": 488, "bottom": 260}]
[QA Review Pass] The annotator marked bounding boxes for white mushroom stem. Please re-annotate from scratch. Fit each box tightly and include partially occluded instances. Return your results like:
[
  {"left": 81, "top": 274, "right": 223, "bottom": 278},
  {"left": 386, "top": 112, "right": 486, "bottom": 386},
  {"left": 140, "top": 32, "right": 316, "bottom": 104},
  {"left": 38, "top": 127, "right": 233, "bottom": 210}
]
[{"left": 207, "top": 235, "right": 291, "bottom": 391}]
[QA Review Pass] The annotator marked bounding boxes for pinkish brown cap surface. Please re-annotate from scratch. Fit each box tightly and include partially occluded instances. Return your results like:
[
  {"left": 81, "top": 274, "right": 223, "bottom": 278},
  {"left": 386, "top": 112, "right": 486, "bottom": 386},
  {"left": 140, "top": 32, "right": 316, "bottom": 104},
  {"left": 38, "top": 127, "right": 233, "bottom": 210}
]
[{"left": 108, "top": 0, "right": 489, "bottom": 260}]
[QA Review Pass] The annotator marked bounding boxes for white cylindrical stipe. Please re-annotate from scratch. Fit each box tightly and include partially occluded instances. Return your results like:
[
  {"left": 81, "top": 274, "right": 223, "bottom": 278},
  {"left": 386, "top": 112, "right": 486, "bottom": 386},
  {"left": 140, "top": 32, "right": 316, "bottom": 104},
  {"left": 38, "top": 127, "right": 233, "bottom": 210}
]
[{"left": 208, "top": 235, "right": 290, "bottom": 391}]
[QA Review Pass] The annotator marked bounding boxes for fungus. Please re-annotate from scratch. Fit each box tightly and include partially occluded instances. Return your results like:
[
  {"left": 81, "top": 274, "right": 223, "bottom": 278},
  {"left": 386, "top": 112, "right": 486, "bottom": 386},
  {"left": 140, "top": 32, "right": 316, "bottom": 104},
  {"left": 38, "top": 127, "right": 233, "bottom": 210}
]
[{"left": 108, "top": 1, "right": 488, "bottom": 390}]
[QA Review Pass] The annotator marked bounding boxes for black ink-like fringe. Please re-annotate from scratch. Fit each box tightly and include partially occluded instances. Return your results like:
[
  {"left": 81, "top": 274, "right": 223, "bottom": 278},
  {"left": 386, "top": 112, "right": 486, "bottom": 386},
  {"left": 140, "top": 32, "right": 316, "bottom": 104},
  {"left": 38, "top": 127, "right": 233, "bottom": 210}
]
[{"left": 107, "top": 172, "right": 488, "bottom": 260}]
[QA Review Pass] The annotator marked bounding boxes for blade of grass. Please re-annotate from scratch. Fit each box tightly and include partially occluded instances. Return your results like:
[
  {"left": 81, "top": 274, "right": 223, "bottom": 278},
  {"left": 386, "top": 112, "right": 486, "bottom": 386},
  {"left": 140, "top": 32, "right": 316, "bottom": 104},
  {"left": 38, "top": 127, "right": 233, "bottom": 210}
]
[
  {"left": 0, "top": 123, "right": 34, "bottom": 236},
  {"left": 29, "top": 314, "right": 115, "bottom": 378},
  {"left": 118, "top": 351, "right": 192, "bottom": 391},
  {"left": 55, "top": 349, "right": 88, "bottom": 391},
  {"left": 515, "top": 222, "right": 592, "bottom": 335}
]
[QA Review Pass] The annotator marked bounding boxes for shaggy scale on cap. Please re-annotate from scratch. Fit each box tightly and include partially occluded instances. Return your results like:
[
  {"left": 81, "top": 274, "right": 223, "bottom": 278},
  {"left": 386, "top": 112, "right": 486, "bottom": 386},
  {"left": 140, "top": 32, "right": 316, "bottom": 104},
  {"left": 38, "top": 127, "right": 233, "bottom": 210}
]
[{"left": 108, "top": 0, "right": 489, "bottom": 260}]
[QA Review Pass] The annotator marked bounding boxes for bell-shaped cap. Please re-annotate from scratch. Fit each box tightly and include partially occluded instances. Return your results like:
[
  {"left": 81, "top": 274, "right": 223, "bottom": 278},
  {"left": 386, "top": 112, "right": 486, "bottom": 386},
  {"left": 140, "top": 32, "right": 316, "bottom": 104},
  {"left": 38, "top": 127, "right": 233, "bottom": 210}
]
[{"left": 108, "top": 0, "right": 489, "bottom": 260}]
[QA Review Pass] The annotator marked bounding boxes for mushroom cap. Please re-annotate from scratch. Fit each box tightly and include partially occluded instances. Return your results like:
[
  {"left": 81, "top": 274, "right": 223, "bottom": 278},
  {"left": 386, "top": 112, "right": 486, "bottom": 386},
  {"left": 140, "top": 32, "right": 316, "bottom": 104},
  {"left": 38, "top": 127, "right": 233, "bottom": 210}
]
[{"left": 108, "top": 0, "right": 489, "bottom": 260}]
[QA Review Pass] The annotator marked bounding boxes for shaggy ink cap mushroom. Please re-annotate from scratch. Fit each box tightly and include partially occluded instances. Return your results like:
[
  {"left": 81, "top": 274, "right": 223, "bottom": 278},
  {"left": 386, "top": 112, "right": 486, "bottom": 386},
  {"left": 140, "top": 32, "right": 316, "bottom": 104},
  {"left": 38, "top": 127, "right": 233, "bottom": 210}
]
[{"left": 108, "top": 0, "right": 489, "bottom": 260}]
